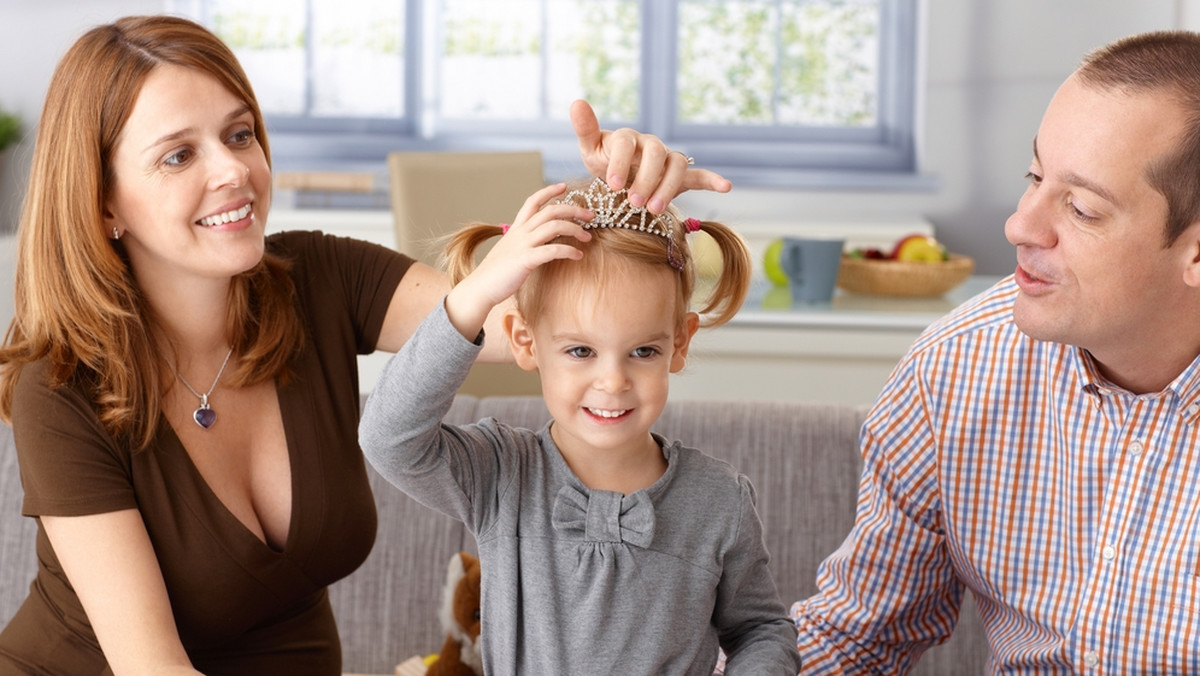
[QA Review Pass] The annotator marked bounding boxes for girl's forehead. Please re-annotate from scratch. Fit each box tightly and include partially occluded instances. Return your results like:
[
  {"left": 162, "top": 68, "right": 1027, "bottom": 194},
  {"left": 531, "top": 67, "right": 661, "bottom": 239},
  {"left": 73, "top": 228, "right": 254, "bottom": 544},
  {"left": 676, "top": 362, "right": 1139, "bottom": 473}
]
[
  {"left": 541, "top": 265, "right": 679, "bottom": 320},
  {"left": 547, "top": 261, "right": 670, "bottom": 302}
]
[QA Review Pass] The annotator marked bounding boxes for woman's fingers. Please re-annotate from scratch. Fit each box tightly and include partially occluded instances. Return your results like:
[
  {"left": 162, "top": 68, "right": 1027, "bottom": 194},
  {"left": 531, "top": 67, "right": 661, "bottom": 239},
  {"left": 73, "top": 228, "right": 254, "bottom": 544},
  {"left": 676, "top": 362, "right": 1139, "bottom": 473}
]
[{"left": 569, "top": 99, "right": 733, "bottom": 214}]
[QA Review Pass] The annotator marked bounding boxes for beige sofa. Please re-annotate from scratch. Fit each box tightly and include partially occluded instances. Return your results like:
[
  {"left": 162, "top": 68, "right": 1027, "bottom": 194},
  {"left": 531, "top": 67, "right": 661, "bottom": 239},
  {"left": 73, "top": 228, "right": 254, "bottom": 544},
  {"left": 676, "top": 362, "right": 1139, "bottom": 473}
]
[{"left": 0, "top": 396, "right": 987, "bottom": 674}]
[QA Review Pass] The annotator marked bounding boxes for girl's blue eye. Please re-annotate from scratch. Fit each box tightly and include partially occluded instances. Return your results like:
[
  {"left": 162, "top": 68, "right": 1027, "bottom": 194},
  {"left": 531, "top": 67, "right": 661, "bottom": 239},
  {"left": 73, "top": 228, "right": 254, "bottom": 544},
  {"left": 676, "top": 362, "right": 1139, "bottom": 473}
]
[
  {"left": 632, "top": 346, "right": 660, "bottom": 359},
  {"left": 566, "top": 346, "right": 593, "bottom": 359}
]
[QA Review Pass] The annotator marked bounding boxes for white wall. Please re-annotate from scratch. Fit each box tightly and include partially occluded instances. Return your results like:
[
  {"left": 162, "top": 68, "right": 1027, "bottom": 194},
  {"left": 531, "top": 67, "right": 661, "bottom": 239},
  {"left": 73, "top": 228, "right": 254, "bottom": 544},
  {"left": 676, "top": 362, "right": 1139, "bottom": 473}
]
[
  {"left": 0, "top": 0, "right": 163, "bottom": 233},
  {"left": 0, "top": 1, "right": 1188, "bottom": 275}
]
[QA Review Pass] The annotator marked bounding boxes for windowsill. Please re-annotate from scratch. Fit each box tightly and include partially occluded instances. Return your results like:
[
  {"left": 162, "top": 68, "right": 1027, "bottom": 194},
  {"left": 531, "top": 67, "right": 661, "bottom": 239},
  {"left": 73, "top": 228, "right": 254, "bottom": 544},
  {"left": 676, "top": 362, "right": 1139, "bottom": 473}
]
[
  {"left": 701, "top": 166, "right": 939, "bottom": 192},
  {"left": 269, "top": 152, "right": 939, "bottom": 196}
]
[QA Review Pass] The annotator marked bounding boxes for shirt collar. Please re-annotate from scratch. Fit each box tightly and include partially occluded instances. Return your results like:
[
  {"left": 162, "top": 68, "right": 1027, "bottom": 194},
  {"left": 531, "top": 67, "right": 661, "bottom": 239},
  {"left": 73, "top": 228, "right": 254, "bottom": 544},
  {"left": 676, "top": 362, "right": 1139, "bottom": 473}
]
[{"left": 1072, "top": 344, "right": 1200, "bottom": 404}]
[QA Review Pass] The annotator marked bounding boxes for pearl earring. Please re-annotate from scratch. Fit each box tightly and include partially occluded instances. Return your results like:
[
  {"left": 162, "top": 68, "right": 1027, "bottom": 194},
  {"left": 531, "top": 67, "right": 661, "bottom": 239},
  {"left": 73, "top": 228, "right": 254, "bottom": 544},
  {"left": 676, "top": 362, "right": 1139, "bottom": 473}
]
[{"left": 112, "top": 227, "right": 121, "bottom": 240}]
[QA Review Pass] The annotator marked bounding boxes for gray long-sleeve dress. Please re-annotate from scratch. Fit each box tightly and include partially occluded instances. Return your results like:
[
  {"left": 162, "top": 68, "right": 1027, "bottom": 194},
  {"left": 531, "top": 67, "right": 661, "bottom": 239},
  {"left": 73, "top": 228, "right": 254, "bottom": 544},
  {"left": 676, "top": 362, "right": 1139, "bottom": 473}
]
[{"left": 359, "top": 302, "right": 801, "bottom": 675}]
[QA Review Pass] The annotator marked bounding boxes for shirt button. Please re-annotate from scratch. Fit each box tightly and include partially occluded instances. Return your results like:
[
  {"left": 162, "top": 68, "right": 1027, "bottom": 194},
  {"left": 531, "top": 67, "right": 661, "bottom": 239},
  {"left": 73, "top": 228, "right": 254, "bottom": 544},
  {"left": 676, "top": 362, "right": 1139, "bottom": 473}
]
[
  {"left": 1129, "top": 440, "right": 1144, "bottom": 455},
  {"left": 1187, "top": 402, "right": 1200, "bottom": 417},
  {"left": 1101, "top": 545, "right": 1116, "bottom": 561},
  {"left": 1084, "top": 650, "right": 1100, "bottom": 668}
]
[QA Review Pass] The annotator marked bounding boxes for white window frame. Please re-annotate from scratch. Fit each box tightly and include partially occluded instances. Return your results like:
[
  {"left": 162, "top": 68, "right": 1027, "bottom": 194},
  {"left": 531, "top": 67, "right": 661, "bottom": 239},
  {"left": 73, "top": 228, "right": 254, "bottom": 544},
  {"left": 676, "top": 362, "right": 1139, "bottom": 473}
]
[{"left": 170, "top": 0, "right": 927, "bottom": 190}]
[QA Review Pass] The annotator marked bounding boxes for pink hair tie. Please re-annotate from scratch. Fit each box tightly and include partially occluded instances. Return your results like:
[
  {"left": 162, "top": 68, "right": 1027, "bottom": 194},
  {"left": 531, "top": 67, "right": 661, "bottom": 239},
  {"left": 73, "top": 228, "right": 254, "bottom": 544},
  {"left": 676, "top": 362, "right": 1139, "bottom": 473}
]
[
  {"left": 684, "top": 217, "right": 702, "bottom": 233},
  {"left": 500, "top": 223, "right": 511, "bottom": 234}
]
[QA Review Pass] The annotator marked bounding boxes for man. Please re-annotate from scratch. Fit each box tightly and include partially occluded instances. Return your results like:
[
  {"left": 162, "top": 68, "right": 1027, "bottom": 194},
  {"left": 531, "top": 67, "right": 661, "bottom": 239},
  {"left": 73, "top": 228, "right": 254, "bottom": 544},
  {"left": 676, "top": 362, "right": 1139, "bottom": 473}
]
[{"left": 793, "top": 30, "right": 1200, "bottom": 673}]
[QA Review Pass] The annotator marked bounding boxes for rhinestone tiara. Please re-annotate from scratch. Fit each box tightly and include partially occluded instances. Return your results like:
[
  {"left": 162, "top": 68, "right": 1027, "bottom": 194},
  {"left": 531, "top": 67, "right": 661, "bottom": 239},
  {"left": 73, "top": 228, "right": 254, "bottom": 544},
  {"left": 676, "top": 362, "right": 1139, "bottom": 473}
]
[{"left": 554, "top": 178, "right": 680, "bottom": 239}]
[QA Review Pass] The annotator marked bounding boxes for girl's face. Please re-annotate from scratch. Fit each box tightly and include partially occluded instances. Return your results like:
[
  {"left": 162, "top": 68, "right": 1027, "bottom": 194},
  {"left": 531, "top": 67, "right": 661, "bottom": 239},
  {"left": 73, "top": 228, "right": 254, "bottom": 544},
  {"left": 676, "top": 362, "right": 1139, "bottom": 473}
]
[
  {"left": 105, "top": 64, "right": 271, "bottom": 295},
  {"left": 508, "top": 262, "right": 699, "bottom": 460}
]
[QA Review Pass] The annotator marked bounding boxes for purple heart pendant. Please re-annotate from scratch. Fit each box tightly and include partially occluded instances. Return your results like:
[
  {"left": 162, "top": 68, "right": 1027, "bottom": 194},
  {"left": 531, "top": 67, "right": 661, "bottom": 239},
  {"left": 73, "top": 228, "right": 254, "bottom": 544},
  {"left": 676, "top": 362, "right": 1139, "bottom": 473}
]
[{"left": 193, "top": 406, "right": 217, "bottom": 429}]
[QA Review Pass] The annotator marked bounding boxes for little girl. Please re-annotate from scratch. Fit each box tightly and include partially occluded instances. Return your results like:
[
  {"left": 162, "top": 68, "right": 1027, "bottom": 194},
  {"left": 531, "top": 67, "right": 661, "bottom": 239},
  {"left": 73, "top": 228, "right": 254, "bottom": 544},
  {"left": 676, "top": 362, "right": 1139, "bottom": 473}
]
[{"left": 359, "top": 178, "right": 802, "bottom": 674}]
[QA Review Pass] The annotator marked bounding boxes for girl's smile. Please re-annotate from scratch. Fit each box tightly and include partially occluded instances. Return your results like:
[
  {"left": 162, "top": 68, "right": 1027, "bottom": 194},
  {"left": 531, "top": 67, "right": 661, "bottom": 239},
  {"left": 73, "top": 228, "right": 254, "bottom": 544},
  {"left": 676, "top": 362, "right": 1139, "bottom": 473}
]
[
  {"left": 509, "top": 260, "right": 698, "bottom": 491},
  {"left": 585, "top": 407, "right": 632, "bottom": 420}
]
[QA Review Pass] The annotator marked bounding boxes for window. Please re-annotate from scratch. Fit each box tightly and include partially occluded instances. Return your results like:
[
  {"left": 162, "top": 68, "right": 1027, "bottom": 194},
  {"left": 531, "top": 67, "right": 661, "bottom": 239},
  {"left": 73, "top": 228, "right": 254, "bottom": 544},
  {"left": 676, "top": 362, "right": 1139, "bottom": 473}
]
[{"left": 167, "top": 0, "right": 923, "bottom": 188}]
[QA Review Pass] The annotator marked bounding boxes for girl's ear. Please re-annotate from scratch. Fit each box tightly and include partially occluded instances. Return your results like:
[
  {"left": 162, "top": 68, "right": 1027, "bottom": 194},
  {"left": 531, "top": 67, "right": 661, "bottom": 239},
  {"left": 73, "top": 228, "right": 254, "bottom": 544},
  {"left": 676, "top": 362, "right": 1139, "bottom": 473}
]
[
  {"left": 504, "top": 309, "right": 539, "bottom": 372},
  {"left": 669, "top": 312, "right": 701, "bottom": 373}
]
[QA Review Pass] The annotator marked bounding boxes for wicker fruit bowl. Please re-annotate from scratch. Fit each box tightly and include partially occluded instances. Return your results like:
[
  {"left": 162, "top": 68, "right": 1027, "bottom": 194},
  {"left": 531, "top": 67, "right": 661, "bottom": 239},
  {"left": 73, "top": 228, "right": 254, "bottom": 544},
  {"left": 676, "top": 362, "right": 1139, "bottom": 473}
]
[{"left": 836, "top": 254, "right": 975, "bottom": 297}]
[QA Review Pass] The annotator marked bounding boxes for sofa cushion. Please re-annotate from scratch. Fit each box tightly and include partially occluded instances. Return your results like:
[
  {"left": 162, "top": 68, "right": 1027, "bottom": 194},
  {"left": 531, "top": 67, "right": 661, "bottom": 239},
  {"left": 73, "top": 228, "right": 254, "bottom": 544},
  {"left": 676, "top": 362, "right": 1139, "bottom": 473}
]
[
  {"left": 331, "top": 395, "right": 480, "bottom": 670},
  {"left": 0, "top": 421, "right": 37, "bottom": 629}
]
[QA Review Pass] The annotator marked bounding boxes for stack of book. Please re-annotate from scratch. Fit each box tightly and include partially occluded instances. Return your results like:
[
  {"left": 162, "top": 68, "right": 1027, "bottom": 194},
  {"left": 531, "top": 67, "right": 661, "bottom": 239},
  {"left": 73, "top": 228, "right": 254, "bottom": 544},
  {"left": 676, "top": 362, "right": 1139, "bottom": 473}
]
[{"left": 273, "top": 170, "right": 391, "bottom": 209}]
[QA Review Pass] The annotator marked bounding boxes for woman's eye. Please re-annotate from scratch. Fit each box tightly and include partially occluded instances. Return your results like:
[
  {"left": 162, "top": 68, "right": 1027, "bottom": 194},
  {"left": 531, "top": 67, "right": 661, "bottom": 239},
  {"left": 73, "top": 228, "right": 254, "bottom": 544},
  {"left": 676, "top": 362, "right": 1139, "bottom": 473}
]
[
  {"left": 566, "top": 346, "right": 593, "bottom": 359},
  {"left": 1024, "top": 170, "right": 1042, "bottom": 185},
  {"left": 164, "top": 148, "right": 193, "bottom": 167},
  {"left": 229, "top": 128, "right": 255, "bottom": 146}
]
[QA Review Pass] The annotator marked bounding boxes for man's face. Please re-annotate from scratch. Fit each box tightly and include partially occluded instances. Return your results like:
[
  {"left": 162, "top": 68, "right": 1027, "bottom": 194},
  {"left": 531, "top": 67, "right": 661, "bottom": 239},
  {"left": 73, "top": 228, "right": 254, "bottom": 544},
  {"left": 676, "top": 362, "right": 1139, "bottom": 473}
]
[{"left": 1004, "top": 74, "right": 1200, "bottom": 386}]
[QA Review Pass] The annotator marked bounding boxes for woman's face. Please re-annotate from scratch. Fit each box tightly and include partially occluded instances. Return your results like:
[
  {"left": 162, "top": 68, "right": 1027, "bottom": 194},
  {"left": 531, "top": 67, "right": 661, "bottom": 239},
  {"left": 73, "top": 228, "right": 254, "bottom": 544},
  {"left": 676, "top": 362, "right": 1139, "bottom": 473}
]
[{"left": 105, "top": 64, "right": 271, "bottom": 294}]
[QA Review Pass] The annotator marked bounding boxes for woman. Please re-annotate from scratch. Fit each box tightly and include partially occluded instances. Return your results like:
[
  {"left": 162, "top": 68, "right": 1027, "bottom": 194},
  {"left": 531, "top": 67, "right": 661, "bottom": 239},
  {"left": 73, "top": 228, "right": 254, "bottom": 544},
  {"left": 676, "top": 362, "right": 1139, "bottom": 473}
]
[{"left": 0, "top": 15, "right": 729, "bottom": 675}]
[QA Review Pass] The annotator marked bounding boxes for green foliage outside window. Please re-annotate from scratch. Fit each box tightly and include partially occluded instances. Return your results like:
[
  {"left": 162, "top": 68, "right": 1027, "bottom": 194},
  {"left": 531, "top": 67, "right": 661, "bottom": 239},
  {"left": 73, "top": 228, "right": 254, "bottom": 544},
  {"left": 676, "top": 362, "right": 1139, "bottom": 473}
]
[
  {"left": 202, "top": 0, "right": 879, "bottom": 130},
  {"left": 678, "top": 0, "right": 878, "bottom": 128},
  {"left": 571, "top": 1, "right": 640, "bottom": 122},
  {"left": 0, "top": 109, "right": 19, "bottom": 152},
  {"left": 213, "top": 10, "right": 304, "bottom": 50}
]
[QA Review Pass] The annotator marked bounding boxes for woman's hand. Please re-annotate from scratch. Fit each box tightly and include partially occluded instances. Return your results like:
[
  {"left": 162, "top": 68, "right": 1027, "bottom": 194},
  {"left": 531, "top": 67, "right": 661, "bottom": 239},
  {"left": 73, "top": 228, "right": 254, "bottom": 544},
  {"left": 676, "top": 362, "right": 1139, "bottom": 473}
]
[
  {"left": 570, "top": 99, "right": 732, "bottom": 214},
  {"left": 443, "top": 183, "right": 592, "bottom": 341}
]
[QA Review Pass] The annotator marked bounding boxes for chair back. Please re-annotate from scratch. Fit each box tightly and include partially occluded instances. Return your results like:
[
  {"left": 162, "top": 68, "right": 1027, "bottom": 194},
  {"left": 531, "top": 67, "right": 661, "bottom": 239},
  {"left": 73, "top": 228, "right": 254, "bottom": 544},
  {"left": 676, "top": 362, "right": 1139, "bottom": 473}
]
[
  {"left": 386, "top": 150, "right": 545, "bottom": 267},
  {"left": 386, "top": 150, "right": 547, "bottom": 396}
]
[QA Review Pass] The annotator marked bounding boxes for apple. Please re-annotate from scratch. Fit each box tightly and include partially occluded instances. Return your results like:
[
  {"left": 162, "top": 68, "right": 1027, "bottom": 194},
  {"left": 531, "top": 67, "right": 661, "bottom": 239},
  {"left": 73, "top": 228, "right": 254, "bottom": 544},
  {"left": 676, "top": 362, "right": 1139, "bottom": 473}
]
[
  {"left": 762, "top": 285, "right": 791, "bottom": 309},
  {"left": 846, "top": 247, "right": 887, "bottom": 260},
  {"left": 762, "top": 238, "right": 789, "bottom": 286},
  {"left": 891, "top": 234, "right": 947, "bottom": 262}
]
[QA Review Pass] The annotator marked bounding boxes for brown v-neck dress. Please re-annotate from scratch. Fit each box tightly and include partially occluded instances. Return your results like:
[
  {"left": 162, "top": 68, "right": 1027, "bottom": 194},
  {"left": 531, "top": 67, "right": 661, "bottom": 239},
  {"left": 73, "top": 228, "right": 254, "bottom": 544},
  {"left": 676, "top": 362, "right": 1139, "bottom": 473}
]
[{"left": 0, "top": 230, "right": 412, "bottom": 675}]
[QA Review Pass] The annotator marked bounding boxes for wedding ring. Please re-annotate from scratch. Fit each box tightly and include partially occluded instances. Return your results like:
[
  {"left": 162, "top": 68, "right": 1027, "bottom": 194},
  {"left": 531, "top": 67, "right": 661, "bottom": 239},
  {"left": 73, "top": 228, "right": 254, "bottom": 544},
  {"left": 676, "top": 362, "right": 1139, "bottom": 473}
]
[{"left": 670, "top": 150, "right": 695, "bottom": 166}]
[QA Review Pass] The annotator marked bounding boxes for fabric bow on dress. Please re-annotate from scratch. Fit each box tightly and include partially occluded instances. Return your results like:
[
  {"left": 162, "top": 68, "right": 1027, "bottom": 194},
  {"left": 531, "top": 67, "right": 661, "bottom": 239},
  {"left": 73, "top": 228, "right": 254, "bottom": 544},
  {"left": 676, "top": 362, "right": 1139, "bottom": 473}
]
[{"left": 550, "top": 484, "right": 656, "bottom": 548}]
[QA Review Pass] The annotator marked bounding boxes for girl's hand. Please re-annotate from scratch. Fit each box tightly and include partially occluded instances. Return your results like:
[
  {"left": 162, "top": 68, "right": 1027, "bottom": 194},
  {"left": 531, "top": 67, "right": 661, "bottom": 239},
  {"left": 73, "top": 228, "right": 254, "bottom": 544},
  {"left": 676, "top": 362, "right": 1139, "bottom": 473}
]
[
  {"left": 570, "top": 99, "right": 732, "bottom": 214},
  {"left": 443, "top": 183, "right": 592, "bottom": 341}
]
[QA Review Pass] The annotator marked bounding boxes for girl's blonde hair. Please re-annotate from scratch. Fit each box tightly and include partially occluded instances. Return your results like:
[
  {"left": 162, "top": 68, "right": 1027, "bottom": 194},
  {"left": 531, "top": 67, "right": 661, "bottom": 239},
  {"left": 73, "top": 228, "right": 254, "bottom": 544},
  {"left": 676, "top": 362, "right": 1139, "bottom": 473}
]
[
  {"left": 444, "top": 179, "right": 751, "bottom": 331},
  {"left": 0, "top": 16, "right": 304, "bottom": 449}
]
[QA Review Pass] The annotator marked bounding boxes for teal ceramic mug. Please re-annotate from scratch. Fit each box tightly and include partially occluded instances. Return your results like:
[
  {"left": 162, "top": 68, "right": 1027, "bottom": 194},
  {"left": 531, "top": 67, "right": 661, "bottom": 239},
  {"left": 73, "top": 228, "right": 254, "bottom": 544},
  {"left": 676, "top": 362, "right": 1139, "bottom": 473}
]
[{"left": 780, "top": 237, "right": 844, "bottom": 303}]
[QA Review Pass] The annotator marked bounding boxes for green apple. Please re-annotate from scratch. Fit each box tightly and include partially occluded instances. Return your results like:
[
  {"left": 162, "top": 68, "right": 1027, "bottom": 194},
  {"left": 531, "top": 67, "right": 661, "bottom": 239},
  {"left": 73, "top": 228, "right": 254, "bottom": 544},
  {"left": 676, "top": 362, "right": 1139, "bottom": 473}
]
[
  {"left": 762, "top": 286, "right": 791, "bottom": 309},
  {"left": 762, "top": 238, "right": 789, "bottom": 286}
]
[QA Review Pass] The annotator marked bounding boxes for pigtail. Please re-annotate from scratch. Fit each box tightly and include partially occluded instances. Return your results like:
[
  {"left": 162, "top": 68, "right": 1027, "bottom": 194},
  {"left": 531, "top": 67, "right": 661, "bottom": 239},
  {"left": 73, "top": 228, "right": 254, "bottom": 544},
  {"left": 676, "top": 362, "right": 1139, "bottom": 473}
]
[
  {"left": 442, "top": 222, "right": 505, "bottom": 285},
  {"left": 688, "top": 221, "right": 752, "bottom": 328}
]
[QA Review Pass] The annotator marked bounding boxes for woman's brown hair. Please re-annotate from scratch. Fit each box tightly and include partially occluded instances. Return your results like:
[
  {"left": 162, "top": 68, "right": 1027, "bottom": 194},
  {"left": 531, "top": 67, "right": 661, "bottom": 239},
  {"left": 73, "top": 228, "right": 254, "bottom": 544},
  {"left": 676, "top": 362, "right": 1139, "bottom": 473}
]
[
  {"left": 443, "top": 178, "right": 752, "bottom": 333},
  {"left": 0, "top": 15, "right": 304, "bottom": 449}
]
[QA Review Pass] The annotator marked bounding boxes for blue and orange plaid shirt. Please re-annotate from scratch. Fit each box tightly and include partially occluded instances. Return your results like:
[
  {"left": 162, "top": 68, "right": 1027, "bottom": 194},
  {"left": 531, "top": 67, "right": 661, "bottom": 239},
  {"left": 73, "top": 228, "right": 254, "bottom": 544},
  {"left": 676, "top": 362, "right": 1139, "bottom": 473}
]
[{"left": 793, "top": 276, "right": 1200, "bottom": 674}]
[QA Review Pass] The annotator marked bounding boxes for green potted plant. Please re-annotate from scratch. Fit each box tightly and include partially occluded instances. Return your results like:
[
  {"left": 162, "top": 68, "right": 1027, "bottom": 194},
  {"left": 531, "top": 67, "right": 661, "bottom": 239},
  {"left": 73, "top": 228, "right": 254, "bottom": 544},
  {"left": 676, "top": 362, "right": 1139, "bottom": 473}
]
[{"left": 0, "top": 107, "right": 21, "bottom": 153}]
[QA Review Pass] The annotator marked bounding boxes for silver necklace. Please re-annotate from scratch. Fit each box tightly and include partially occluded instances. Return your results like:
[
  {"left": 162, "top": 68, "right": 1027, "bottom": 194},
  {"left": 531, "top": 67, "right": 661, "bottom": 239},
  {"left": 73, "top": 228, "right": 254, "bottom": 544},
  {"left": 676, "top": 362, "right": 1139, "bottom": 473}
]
[{"left": 173, "top": 347, "right": 234, "bottom": 430}]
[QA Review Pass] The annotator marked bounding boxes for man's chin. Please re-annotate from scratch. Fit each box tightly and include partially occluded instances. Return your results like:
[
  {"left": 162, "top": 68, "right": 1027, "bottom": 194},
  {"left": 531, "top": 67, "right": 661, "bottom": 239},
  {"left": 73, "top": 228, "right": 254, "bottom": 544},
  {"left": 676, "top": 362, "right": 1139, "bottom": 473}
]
[{"left": 1011, "top": 297, "right": 1063, "bottom": 343}]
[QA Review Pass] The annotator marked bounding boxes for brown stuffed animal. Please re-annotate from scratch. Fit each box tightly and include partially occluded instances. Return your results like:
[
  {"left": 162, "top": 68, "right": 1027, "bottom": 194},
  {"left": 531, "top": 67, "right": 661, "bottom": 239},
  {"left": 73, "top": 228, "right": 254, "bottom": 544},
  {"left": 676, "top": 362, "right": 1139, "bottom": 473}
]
[{"left": 425, "top": 551, "right": 482, "bottom": 676}]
